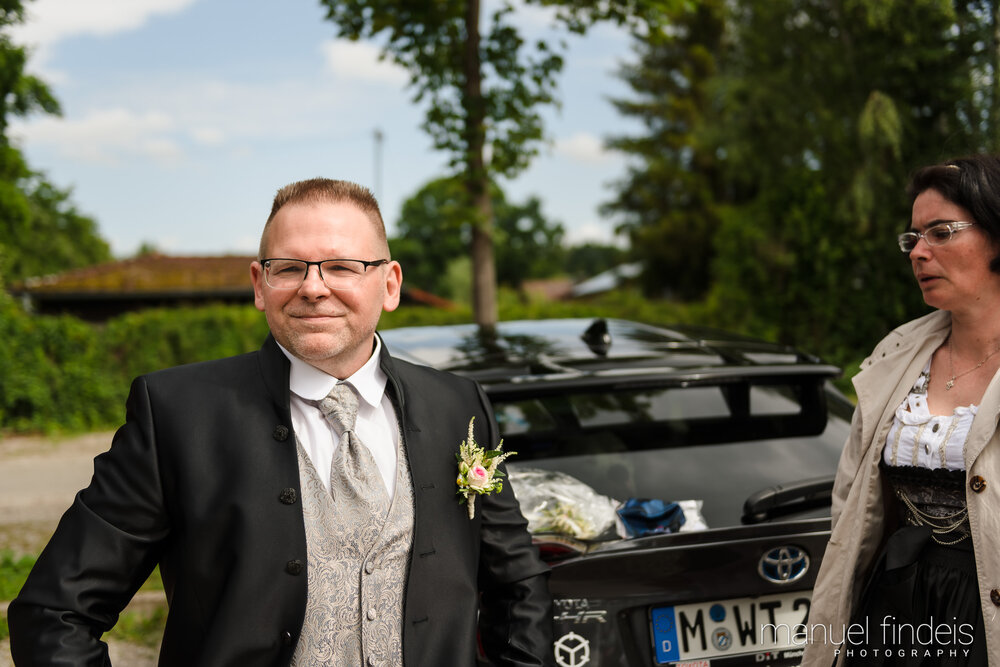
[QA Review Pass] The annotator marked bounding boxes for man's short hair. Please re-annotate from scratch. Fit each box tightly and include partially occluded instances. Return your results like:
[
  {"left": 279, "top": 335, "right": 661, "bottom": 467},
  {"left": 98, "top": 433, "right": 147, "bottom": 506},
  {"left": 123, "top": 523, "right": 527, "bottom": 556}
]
[{"left": 258, "top": 178, "right": 388, "bottom": 259}]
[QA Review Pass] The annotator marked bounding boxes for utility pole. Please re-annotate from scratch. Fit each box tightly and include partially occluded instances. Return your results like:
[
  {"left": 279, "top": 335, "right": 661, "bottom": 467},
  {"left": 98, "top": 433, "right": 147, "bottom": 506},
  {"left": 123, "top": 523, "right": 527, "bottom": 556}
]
[{"left": 373, "top": 127, "right": 384, "bottom": 202}]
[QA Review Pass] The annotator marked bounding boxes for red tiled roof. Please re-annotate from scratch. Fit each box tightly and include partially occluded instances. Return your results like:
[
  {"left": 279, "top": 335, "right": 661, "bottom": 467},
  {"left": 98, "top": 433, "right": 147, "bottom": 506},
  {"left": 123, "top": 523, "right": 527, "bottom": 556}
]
[
  {"left": 10, "top": 254, "right": 457, "bottom": 310},
  {"left": 12, "top": 254, "right": 254, "bottom": 295}
]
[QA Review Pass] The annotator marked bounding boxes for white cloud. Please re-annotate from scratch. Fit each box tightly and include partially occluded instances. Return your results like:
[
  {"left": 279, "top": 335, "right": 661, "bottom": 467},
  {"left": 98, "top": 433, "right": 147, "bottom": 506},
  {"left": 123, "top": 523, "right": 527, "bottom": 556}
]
[
  {"left": 321, "top": 40, "right": 409, "bottom": 87},
  {"left": 9, "top": 69, "right": 380, "bottom": 167},
  {"left": 8, "top": 66, "right": 415, "bottom": 171},
  {"left": 109, "top": 77, "right": 371, "bottom": 144},
  {"left": 497, "top": 0, "right": 561, "bottom": 30},
  {"left": 554, "top": 132, "right": 615, "bottom": 164},
  {"left": 565, "top": 220, "right": 626, "bottom": 247},
  {"left": 13, "top": 0, "right": 199, "bottom": 47},
  {"left": 11, "top": 108, "right": 180, "bottom": 165},
  {"left": 140, "top": 137, "right": 184, "bottom": 164},
  {"left": 11, "top": 0, "right": 199, "bottom": 80},
  {"left": 192, "top": 127, "right": 225, "bottom": 146}
]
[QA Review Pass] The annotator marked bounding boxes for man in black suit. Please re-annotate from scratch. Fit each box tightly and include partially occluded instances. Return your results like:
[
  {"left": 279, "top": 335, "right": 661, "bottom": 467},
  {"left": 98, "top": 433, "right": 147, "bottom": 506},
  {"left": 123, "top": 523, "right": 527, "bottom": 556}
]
[{"left": 9, "top": 178, "right": 553, "bottom": 666}]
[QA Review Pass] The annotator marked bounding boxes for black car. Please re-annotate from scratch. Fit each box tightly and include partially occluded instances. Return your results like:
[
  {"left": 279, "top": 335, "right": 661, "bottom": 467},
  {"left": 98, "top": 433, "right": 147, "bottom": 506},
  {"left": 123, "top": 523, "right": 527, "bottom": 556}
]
[{"left": 381, "top": 317, "right": 853, "bottom": 667}]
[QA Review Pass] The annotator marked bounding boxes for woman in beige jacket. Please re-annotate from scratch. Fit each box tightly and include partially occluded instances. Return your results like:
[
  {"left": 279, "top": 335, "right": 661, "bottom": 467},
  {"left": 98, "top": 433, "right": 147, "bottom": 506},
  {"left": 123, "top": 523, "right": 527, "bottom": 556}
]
[{"left": 803, "top": 156, "right": 1000, "bottom": 667}]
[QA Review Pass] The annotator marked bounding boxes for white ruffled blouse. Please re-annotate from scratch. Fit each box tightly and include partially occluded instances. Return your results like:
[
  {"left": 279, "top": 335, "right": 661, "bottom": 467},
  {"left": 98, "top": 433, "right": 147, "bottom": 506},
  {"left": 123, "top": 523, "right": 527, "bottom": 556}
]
[{"left": 882, "top": 363, "right": 976, "bottom": 471}]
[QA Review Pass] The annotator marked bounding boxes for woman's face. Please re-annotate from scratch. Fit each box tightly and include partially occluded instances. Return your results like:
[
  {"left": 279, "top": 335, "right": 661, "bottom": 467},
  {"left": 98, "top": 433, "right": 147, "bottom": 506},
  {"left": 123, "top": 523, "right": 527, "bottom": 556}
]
[{"left": 909, "top": 188, "right": 1000, "bottom": 312}]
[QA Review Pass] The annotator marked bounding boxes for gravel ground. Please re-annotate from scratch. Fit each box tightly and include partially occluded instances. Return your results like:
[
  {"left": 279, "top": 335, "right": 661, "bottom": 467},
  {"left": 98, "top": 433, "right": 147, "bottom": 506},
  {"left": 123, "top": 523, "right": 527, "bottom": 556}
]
[
  {"left": 0, "top": 431, "right": 113, "bottom": 546},
  {"left": 0, "top": 638, "right": 159, "bottom": 667},
  {"left": 1, "top": 431, "right": 162, "bottom": 665}
]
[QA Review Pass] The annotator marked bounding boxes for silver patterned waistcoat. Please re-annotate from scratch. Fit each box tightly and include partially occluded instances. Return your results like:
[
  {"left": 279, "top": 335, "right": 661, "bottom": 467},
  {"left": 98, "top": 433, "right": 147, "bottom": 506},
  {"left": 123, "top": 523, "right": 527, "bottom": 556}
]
[{"left": 290, "top": 434, "right": 415, "bottom": 666}]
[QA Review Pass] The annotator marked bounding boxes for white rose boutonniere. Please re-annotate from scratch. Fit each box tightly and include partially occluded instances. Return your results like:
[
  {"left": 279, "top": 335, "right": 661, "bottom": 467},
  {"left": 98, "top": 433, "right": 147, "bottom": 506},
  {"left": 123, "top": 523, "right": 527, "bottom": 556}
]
[{"left": 456, "top": 417, "right": 516, "bottom": 519}]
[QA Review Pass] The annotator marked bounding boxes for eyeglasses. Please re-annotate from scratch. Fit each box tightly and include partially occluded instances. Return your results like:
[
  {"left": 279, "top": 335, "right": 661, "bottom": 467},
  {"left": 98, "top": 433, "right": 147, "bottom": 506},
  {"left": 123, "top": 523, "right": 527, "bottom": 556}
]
[
  {"left": 897, "top": 221, "right": 977, "bottom": 253},
  {"left": 260, "top": 258, "right": 389, "bottom": 290}
]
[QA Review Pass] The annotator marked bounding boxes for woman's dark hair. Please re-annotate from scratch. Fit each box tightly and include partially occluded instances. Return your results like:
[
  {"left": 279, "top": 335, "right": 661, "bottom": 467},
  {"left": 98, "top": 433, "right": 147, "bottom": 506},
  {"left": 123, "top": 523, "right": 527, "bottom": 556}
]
[{"left": 908, "top": 154, "right": 1000, "bottom": 273}]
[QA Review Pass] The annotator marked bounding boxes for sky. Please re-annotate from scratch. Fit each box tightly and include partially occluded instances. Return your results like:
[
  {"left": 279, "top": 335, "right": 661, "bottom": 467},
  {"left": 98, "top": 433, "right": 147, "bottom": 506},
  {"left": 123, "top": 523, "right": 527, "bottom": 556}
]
[{"left": 9, "top": 0, "right": 641, "bottom": 258}]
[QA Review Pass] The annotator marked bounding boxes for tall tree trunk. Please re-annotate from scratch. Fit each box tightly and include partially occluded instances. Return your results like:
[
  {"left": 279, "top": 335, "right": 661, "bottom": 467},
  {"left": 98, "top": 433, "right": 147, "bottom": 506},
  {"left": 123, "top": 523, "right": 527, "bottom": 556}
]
[{"left": 463, "top": 0, "right": 498, "bottom": 330}]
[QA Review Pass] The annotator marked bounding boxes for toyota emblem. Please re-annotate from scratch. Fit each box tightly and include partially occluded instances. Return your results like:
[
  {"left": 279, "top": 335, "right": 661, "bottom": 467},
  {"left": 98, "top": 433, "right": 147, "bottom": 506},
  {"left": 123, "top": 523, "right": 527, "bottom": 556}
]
[{"left": 758, "top": 546, "right": 810, "bottom": 584}]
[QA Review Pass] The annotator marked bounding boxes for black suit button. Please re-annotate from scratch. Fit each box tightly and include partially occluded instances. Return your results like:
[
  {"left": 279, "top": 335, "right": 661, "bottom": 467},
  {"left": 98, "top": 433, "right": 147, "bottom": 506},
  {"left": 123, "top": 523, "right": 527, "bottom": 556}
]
[
  {"left": 273, "top": 425, "right": 290, "bottom": 441},
  {"left": 285, "top": 559, "right": 304, "bottom": 575},
  {"left": 970, "top": 475, "right": 987, "bottom": 493},
  {"left": 281, "top": 630, "right": 294, "bottom": 646},
  {"left": 279, "top": 488, "right": 298, "bottom": 504}
]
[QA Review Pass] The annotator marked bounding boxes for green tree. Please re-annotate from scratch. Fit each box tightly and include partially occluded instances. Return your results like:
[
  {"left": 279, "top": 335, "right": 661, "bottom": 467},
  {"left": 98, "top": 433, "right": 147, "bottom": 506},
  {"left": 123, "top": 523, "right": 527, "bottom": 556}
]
[
  {"left": 497, "top": 193, "right": 565, "bottom": 285},
  {"left": 0, "top": 0, "right": 110, "bottom": 285},
  {"left": 712, "top": 0, "right": 985, "bottom": 357},
  {"left": 564, "top": 242, "right": 627, "bottom": 280},
  {"left": 604, "top": 0, "right": 727, "bottom": 300},
  {"left": 4, "top": 177, "right": 111, "bottom": 281},
  {"left": 610, "top": 0, "right": 992, "bottom": 359},
  {"left": 391, "top": 175, "right": 565, "bottom": 296},
  {"left": 318, "top": 0, "right": 666, "bottom": 328},
  {"left": 0, "top": 0, "right": 58, "bottom": 139}
]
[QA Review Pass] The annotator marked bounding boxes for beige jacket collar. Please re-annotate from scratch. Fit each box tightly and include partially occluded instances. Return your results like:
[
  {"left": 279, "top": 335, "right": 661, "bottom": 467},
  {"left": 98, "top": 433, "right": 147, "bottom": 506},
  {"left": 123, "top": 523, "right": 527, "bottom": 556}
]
[{"left": 852, "top": 307, "right": 1000, "bottom": 468}]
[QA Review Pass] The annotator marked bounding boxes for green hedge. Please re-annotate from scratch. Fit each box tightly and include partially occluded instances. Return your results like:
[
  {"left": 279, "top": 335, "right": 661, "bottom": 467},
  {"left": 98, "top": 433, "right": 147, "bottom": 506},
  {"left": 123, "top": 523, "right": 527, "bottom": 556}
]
[
  {"left": 0, "top": 288, "right": 855, "bottom": 435},
  {"left": 102, "top": 305, "right": 271, "bottom": 382},
  {"left": 0, "top": 297, "right": 269, "bottom": 434},
  {"left": 0, "top": 297, "right": 121, "bottom": 432}
]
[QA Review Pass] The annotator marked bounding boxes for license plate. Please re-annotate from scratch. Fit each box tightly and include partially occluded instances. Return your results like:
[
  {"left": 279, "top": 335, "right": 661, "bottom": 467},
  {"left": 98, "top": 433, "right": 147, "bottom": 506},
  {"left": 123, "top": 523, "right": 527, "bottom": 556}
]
[{"left": 651, "top": 591, "right": 811, "bottom": 663}]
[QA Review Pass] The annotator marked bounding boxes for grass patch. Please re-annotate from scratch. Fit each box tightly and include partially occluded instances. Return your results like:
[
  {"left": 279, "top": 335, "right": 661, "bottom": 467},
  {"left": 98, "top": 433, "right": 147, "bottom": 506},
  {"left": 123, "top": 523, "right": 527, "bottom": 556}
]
[
  {"left": 1, "top": 606, "right": 167, "bottom": 653},
  {"left": 1, "top": 555, "right": 165, "bottom": 648},
  {"left": 0, "top": 551, "right": 36, "bottom": 601},
  {"left": 138, "top": 566, "right": 164, "bottom": 592},
  {"left": 103, "top": 605, "right": 167, "bottom": 649},
  {"left": 0, "top": 552, "right": 37, "bottom": 643},
  {"left": 0, "top": 554, "right": 162, "bottom": 601}
]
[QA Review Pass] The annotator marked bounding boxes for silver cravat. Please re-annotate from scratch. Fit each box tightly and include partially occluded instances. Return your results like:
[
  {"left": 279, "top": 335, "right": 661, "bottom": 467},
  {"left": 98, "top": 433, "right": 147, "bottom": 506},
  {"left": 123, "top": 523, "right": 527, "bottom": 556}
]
[{"left": 317, "top": 383, "right": 390, "bottom": 520}]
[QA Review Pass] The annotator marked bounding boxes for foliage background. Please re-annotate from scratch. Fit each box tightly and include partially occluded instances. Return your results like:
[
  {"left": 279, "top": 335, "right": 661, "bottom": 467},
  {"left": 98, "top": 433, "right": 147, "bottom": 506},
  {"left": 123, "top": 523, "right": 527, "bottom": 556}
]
[
  {"left": 9, "top": 0, "right": 1000, "bottom": 433},
  {"left": 605, "top": 0, "right": 994, "bottom": 362},
  {"left": 0, "top": 291, "right": 700, "bottom": 435}
]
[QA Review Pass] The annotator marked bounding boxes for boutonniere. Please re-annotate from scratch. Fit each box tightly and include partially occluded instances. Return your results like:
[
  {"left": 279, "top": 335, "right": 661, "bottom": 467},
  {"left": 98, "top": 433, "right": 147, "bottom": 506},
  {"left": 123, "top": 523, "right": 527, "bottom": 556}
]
[{"left": 456, "top": 417, "right": 516, "bottom": 519}]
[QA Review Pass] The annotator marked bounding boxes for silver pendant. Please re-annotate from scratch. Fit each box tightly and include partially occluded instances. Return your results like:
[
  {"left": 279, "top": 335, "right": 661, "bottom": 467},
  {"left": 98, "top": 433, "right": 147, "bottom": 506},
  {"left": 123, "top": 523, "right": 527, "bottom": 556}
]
[{"left": 945, "top": 378, "right": 955, "bottom": 391}]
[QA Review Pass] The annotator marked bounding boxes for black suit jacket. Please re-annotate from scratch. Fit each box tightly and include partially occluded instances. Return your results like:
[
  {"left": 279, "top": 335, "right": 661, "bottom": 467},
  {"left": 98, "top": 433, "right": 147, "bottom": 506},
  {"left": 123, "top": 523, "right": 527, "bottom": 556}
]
[{"left": 9, "top": 335, "right": 553, "bottom": 666}]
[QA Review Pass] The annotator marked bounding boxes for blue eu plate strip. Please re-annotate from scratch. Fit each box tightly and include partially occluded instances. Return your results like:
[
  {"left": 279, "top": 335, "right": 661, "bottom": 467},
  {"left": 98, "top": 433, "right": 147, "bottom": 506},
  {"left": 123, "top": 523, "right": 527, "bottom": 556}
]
[{"left": 651, "top": 606, "right": 680, "bottom": 663}]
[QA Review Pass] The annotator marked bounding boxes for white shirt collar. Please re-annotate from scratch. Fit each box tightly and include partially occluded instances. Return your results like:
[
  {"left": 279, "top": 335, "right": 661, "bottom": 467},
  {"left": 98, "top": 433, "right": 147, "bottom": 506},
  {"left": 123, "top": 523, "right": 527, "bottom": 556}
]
[{"left": 277, "top": 337, "right": 388, "bottom": 409}]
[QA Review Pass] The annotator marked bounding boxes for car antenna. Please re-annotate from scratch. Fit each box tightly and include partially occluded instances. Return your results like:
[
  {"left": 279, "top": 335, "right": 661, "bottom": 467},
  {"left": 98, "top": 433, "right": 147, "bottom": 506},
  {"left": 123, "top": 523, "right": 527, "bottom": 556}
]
[{"left": 581, "top": 318, "right": 611, "bottom": 356}]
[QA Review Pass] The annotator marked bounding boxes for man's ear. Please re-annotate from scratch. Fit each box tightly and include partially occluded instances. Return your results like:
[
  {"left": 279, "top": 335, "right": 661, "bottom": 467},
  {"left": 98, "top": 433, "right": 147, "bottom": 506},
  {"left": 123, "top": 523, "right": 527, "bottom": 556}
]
[
  {"left": 250, "top": 261, "right": 266, "bottom": 312},
  {"left": 382, "top": 260, "right": 402, "bottom": 313}
]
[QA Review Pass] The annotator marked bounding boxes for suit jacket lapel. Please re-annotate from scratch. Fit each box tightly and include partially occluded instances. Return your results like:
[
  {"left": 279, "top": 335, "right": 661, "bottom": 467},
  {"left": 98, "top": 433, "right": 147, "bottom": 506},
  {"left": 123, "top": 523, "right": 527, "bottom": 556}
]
[
  {"left": 258, "top": 334, "right": 293, "bottom": 423},
  {"left": 378, "top": 339, "right": 440, "bottom": 631}
]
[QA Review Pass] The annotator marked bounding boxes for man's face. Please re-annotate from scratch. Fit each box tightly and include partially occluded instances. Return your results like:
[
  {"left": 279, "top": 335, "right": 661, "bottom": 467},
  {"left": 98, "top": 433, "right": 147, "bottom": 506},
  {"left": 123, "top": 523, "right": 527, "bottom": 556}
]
[{"left": 250, "top": 200, "right": 401, "bottom": 378}]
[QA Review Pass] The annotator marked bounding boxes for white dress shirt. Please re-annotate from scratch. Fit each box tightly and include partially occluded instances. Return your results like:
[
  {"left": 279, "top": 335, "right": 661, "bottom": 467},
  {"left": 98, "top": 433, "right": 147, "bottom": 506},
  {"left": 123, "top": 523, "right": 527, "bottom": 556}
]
[{"left": 278, "top": 338, "right": 400, "bottom": 499}]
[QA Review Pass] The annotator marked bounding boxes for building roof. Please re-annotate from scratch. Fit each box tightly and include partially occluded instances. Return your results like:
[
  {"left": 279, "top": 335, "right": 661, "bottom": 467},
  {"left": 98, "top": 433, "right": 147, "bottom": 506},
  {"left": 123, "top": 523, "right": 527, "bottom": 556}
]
[
  {"left": 570, "top": 262, "right": 642, "bottom": 298},
  {"left": 12, "top": 254, "right": 254, "bottom": 297},
  {"left": 8, "top": 254, "right": 456, "bottom": 320}
]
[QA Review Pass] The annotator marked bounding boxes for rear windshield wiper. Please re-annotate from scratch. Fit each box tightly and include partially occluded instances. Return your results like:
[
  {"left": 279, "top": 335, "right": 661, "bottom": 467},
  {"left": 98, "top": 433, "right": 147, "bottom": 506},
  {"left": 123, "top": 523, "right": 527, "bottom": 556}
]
[{"left": 741, "top": 476, "right": 835, "bottom": 524}]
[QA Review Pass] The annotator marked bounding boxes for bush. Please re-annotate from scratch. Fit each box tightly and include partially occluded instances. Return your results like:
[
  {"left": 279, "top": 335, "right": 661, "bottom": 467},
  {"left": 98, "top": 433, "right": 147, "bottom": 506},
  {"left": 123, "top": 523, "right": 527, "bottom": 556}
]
[
  {"left": 102, "top": 305, "right": 269, "bottom": 381},
  {"left": 1, "top": 290, "right": 850, "bottom": 435},
  {"left": 0, "top": 296, "right": 119, "bottom": 432},
  {"left": 0, "top": 301, "right": 269, "bottom": 435}
]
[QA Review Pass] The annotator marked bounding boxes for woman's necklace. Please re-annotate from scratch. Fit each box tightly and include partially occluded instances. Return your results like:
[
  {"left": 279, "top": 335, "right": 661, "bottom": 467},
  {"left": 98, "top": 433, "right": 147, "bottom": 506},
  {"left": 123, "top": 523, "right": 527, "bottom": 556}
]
[{"left": 946, "top": 337, "right": 1000, "bottom": 390}]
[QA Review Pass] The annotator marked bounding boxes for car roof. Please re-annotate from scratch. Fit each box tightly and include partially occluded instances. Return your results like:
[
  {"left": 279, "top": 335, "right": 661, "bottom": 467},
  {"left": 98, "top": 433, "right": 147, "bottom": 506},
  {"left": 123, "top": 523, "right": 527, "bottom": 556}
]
[{"left": 380, "top": 317, "right": 841, "bottom": 387}]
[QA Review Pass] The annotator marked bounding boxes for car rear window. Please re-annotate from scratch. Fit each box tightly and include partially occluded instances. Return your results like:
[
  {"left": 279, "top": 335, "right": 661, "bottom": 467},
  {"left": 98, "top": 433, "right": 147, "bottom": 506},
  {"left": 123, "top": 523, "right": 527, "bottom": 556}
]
[{"left": 492, "top": 381, "right": 850, "bottom": 528}]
